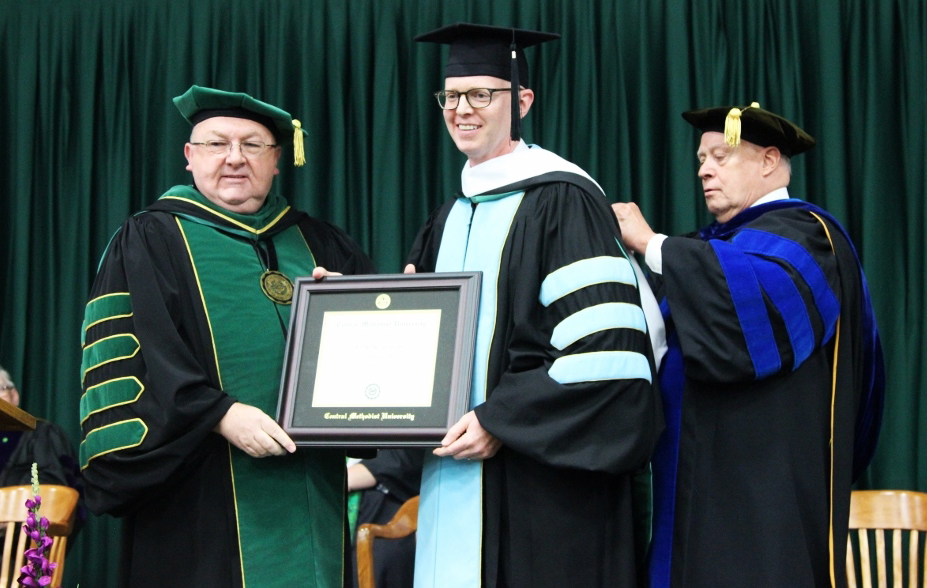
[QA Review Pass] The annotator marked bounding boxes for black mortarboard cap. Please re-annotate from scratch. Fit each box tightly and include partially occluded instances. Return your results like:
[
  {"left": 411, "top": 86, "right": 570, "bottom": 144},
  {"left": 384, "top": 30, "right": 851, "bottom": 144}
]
[
  {"left": 682, "top": 102, "right": 816, "bottom": 157},
  {"left": 173, "top": 85, "right": 308, "bottom": 166},
  {"left": 415, "top": 23, "right": 560, "bottom": 141}
]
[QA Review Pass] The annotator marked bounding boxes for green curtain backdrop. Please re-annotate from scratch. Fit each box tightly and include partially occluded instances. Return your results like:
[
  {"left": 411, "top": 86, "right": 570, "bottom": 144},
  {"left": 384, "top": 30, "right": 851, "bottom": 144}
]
[{"left": 1, "top": 0, "right": 923, "bottom": 585}]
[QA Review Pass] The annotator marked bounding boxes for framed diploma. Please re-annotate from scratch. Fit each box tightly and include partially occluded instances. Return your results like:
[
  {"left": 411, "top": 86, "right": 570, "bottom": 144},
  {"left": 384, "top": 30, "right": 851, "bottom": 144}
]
[{"left": 276, "top": 272, "right": 481, "bottom": 447}]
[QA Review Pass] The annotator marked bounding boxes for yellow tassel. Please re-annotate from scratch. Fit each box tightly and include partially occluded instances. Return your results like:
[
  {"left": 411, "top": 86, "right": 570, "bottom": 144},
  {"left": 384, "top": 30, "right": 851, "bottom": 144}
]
[
  {"left": 724, "top": 102, "right": 761, "bottom": 148},
  {"left": 724, "top": 107, "right": 743, "bottom": 147},
  {"left": 292, "top": 119, "right": 306, "bottom": 167}
]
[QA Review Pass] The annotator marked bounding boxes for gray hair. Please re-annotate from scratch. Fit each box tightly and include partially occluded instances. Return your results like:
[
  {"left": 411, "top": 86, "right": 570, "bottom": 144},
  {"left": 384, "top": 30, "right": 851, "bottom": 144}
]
[{"left": 0, "top": 366, "right": 13, "bottom": 389}]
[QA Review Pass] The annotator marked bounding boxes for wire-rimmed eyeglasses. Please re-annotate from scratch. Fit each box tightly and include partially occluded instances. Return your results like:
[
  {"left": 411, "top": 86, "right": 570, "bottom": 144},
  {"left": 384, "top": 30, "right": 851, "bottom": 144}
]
[
  {"left": 190, "top": 140, "right": 279, "bottom": 157},
  {"left": 434, "top": 88, "right": 512, "bottom": 110}
]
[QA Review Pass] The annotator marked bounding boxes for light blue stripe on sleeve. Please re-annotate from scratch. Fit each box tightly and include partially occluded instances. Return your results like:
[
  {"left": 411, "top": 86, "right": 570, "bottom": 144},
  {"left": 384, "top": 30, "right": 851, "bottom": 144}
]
[
  {"left": 550, "top": 303, "right": 647, "bottom": 350},
  {"left": 539, "top": 256, "right": 636, "bottom": 307},
  {"left": 549, "top": 351, "right": 652, "bottom": 384}
]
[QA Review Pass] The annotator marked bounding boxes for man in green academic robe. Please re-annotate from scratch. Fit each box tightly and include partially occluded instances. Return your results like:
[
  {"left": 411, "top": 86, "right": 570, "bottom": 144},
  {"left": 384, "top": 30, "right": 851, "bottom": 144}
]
[{"left": 79, "top": 86, "right": 374, "bottom": 587}]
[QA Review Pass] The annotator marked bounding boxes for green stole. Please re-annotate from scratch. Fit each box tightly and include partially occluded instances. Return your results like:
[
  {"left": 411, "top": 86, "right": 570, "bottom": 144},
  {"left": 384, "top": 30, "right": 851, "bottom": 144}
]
[{"left": 163, "top": 187, "right": 345, "bottom": 587}]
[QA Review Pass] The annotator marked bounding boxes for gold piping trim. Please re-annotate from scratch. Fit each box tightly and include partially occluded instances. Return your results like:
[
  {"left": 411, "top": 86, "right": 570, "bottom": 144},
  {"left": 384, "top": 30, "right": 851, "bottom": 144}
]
[
  {"left": 809, "top": 211, "right": 840, "bottom": 588},
  {"left": 83, "top": 293, "right": 133, "bottom": 338},
  {"left": 80, "top": 418, "right": 149, "bottom": 470},
  {"left": 81, "top": 334, "right": 141, "bottom": 384},
  {"left": 80, "top": 376, "right": 145, "bottom": 425},
  {"left": 84, "top": 291, "right": 131, "bottom": 306},
  {"left": 227, "top": 444, "right": 247, "bottom": 587},
  {"left": 294, "top": 224, "right": 317, "bottom": 267},
  {"left": 84, "top": 313, "right": 133, "bottom": 333},
  {"left": 175, "top": 218, "right": 224, "bottom": 389},
  {"left": 161, "top": 196, "right": 290, "bottom": 235}
]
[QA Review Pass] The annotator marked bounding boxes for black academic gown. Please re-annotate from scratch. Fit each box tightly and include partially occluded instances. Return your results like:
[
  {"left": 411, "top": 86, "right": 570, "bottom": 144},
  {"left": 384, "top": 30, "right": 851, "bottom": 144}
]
[
  {"left": 0, "top": 420, "right": 85, "bottom": 541},
  {"left": 80, "top": 186, "right": 375, "bottom": 588},
  {"left": 650, "top": 201, "right": 884, "bottom": 588},
  {"left": 407, "top": 153, "right": 663, "bottom": 588},
  {"left": 0, "top": 420, "right": 80, "bottom": 489}
]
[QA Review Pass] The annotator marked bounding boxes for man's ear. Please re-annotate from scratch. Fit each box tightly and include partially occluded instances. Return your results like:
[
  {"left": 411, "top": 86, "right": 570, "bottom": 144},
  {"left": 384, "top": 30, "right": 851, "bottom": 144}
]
[
  {"left": 761, "top": 146, "right": 781, "bottom": 177},
  {"left": 519, "top": 88, "right": 535, "bottom": 119},
  {"left": 184, "top": 143, "right": 194, "bottom": 172}
]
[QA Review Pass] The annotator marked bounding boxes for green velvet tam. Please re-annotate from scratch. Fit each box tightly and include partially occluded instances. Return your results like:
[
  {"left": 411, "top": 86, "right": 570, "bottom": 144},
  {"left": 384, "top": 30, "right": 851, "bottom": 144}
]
[{"left": 173, "top": 85, "right": 308, "bottom": 165}]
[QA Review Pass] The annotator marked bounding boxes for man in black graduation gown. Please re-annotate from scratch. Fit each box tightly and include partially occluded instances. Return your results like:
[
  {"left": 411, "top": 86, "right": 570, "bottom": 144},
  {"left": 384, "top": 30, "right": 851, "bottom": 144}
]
[
  {"left": 613, "top": 103, "right": 885, "bottom": 587},
  {"left": 408, "top": 23, "right": 664, "bottom": 588},
  {"left": 79, "top": 86, "right": 374, "bottom": 587},
  {"left": 0, "top": 366, "right": 81, "bottom": 492}
]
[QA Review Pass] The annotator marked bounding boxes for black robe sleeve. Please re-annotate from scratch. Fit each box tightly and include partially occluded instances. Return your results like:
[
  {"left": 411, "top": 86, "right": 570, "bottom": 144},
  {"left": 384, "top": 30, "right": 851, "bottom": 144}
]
[
  {"left": 80, "top": 213, "right": 239, "bottom": 516},
  {"left": 409, "top": 185, "right": 663, "bottom": 476}
]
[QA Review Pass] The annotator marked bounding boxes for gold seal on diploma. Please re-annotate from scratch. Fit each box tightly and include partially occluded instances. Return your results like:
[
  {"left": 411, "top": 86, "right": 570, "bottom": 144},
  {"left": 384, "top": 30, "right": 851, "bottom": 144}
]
[
  {"left": 261, "top": 270, "right": 294, "bottom": 304},
  {"left": 375, "top": 294, "right": 391, "bottom": 309}
]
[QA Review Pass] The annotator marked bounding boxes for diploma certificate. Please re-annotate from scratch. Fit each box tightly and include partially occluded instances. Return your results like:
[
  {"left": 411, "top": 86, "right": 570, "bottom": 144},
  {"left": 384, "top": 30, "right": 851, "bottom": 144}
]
[
  {"left": 311, "top": 309, "right": 441, "bottom": 407},
  {"left": 276, "top": 272, "right": 480, "bottom": 447}
]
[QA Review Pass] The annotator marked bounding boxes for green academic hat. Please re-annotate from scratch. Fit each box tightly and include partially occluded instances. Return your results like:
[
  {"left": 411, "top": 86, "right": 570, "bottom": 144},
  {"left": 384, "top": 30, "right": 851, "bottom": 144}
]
[
  {"left": 173, "top": 85, "right": 308, "bottom": 166},
  {"left": 414, "top": 23, "right": 560, "bottom": 142},
  {"left": 682, "top": 102, "right": 816, "bottom": 157}
]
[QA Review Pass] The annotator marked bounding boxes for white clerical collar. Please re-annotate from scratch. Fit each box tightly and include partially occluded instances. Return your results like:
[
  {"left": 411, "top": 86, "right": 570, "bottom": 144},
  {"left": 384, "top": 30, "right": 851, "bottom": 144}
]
[
  {"left": 752, "top": 187, "right": 790, "bottom": 207},
  {"left": 459, "top": 141, "right": 601, "bottom": 198}
]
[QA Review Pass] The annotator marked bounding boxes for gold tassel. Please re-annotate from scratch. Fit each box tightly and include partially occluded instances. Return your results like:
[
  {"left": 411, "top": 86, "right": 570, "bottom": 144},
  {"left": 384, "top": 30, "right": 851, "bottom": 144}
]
[
  {"left": 292, "top": 119, "right": 306, "bottom": 167},
  {"left": 724, "top": 102, "right": 761, "bottom": 148},
  {"left": 724, "top": 107, "right": 743, "bottom": 147}
]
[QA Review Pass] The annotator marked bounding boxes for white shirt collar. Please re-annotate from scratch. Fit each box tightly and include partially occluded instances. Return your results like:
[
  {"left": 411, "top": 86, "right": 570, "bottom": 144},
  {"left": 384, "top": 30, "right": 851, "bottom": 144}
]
[{"left": 752, "top": 186, "right": 790, "bottom": 207}]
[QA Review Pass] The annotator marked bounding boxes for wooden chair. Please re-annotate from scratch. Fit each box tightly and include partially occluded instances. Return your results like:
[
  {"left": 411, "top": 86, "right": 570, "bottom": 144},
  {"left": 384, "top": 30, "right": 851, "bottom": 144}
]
[
  {"left": 356, "top": 495, "right": 419, "bottom": 588},
  {"left": 846, "top": 490, "right": 927, "bottom": 588},
  {"left": 0, "top": 485, "right": 79, "bottom": 588}
]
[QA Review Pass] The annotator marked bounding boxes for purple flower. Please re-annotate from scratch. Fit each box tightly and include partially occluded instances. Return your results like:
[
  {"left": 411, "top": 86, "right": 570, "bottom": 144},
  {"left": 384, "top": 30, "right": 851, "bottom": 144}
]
[{"left": 19, "top": 463, "right": 55, "bottom": 588}]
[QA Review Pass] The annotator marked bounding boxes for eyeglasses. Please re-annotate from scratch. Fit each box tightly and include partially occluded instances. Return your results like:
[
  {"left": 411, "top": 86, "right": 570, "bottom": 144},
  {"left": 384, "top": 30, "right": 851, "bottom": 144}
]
[
  {"left": 190, "top": 140, "right": 279, "bottom": 157},
  {"left": 434, "top": 88, "right": 512, "bottom": 110}
]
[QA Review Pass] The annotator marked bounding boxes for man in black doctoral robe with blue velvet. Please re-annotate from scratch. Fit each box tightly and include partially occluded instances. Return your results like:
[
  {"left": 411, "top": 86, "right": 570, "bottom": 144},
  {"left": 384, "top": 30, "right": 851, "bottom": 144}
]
[
  {"left": 408, "top": 23, "right": 664, "bottom": 588},
  {"left": 614, "top": 103, "right": 885, "bottom": 587}
]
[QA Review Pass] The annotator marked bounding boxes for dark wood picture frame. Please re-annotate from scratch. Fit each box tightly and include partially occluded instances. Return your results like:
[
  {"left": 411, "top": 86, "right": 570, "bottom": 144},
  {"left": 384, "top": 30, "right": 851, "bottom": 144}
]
[{"left": 276, "top": 272, "right": 481, "bottom": 447}]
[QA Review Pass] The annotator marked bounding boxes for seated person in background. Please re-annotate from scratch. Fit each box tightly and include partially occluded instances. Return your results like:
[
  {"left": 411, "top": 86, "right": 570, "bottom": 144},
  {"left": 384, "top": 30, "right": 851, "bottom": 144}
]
[
  {"left": 348, "top": 448, "right": 424, "bottom": 588},
  {"left": 0, "top": 366, "right": 81, "bottom": 488},
  {"left": 0, "top": 365, "right": 84, "bottom": 537}
]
